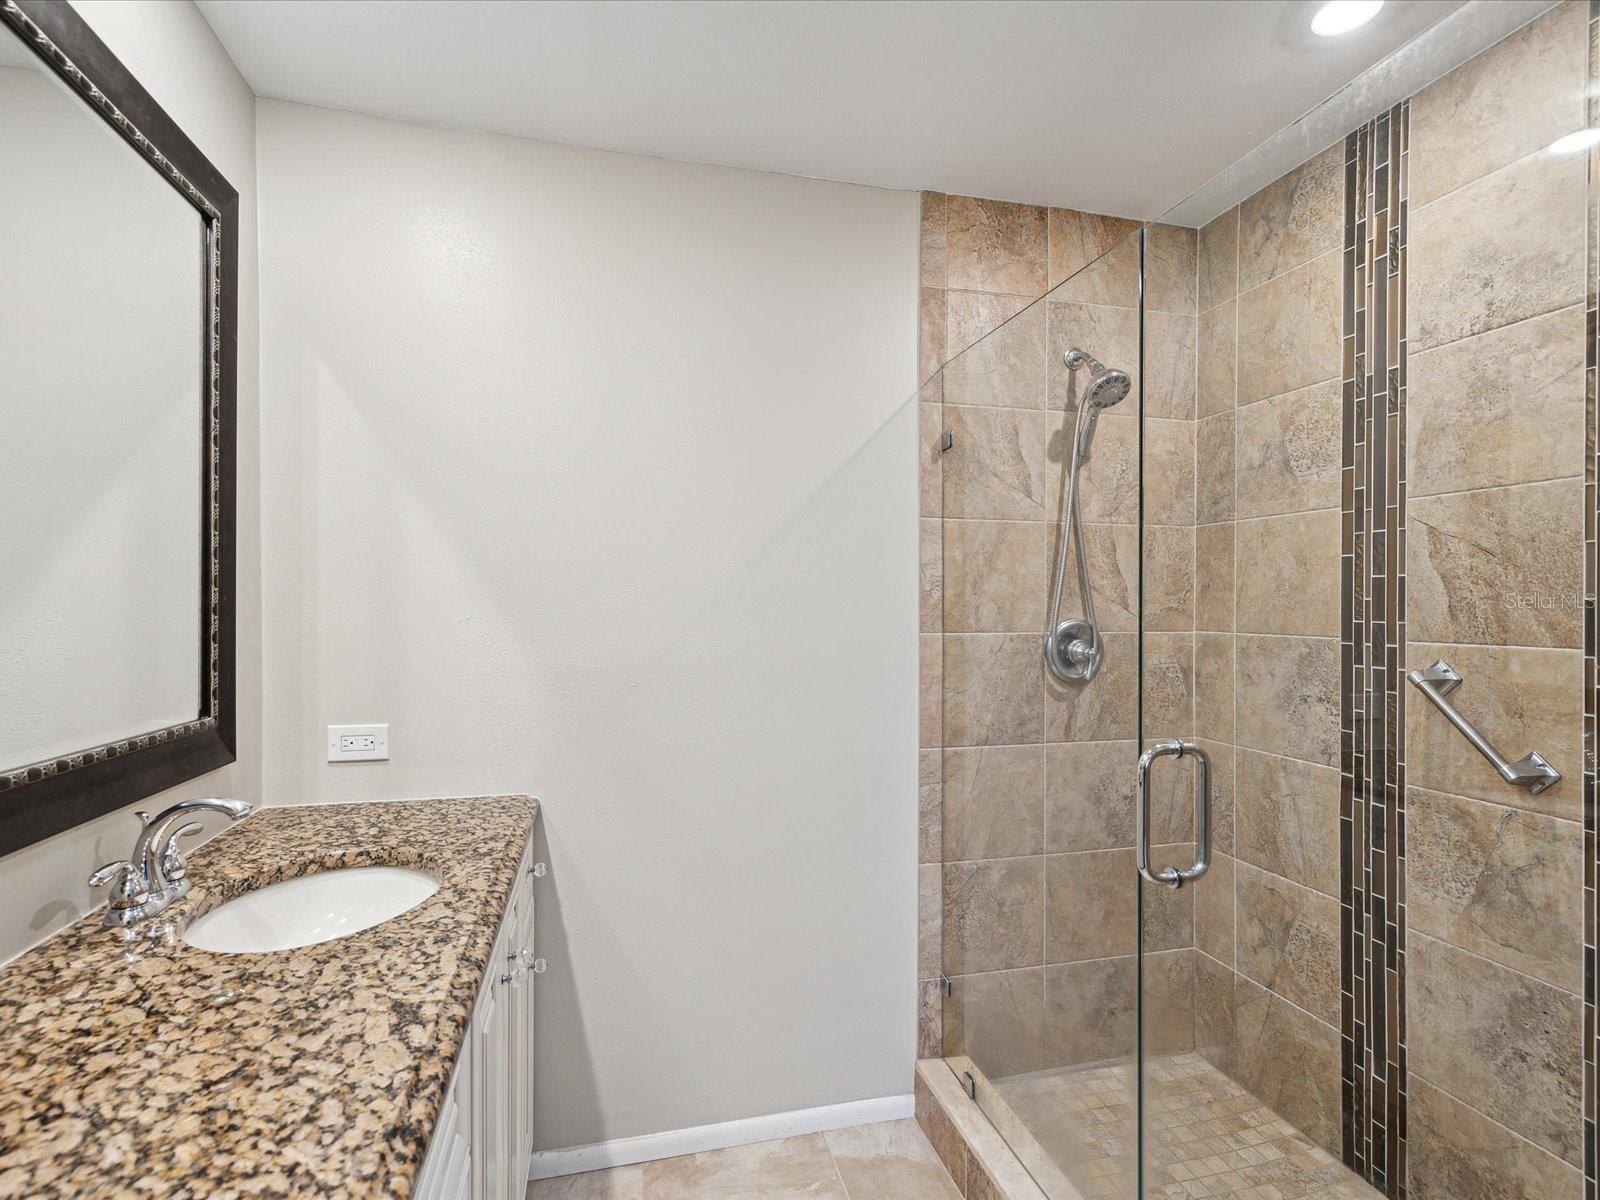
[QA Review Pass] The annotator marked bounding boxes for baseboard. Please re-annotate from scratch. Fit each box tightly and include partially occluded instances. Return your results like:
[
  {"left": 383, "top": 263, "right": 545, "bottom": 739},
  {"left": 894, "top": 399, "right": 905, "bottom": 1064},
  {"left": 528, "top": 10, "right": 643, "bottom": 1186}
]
[{"left": 526, "top": 1093, "right": 915, "bottom": 1180}]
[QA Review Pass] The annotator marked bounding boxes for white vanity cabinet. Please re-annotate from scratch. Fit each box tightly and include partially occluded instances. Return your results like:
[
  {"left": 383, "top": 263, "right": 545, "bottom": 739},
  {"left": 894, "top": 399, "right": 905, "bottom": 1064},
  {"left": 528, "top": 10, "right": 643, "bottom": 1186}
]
[{"left": 413, "top": 837, "right": 540, "bottom": 1200}]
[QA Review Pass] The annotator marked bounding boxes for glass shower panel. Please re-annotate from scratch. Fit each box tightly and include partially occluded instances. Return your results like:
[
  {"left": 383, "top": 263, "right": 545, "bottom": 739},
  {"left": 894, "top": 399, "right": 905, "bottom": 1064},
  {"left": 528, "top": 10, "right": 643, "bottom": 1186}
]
[{"left": 936, "top": 224, "right": 1148, "bottom": 1200}]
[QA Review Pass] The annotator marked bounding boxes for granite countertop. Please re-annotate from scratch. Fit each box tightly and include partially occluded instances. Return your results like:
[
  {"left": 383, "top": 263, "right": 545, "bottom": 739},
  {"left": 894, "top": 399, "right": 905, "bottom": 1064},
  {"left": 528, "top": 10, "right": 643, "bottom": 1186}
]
[{"left": 0, "top": 794, "right": 539, "bottom": 1200}]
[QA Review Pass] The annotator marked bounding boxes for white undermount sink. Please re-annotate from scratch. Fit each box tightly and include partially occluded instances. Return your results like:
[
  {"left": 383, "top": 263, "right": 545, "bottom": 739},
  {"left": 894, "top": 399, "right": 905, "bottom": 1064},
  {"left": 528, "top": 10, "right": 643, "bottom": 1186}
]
[{"left": 182, "top": 865, "right": 440, "bottom": 954}]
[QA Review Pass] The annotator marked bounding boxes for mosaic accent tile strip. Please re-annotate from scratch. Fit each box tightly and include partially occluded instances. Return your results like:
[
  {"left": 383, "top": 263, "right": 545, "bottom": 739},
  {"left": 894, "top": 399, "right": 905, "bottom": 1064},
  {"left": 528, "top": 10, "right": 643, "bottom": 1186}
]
[
  {"left": 1341, "top": 100, "right": 1409, "bottom": 1200},
  {"left": 1585, "top": 8, "right": 1599, "bottom": 1197}
]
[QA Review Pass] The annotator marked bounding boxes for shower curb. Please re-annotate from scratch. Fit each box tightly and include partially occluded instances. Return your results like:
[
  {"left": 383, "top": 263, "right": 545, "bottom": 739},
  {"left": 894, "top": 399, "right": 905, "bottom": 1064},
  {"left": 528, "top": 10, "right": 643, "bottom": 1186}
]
[{"left": 914, "top": 1060, "right": 1065, "bottom": 1200}]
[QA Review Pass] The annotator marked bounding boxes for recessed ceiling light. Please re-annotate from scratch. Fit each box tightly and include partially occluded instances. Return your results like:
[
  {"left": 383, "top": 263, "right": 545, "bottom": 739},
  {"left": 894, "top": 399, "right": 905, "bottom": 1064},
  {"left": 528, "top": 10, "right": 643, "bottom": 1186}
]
[
  {"left": 1311, "top": 0, "right": 1384, "bottom": 37},
  {"left": 1548, "top": 128, "right": 1600, "bottom": 156}
]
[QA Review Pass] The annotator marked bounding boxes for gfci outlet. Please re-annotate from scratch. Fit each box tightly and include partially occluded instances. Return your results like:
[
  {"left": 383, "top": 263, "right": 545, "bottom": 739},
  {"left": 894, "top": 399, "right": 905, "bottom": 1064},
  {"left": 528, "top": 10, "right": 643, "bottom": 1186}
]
[{"left": 327, "top": 723, "right": 389, "bottom": 762}]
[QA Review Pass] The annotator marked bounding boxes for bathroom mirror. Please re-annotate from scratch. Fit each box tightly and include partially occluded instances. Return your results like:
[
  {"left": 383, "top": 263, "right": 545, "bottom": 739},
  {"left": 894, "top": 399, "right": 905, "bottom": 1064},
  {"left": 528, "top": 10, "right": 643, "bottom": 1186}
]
[{"left": 0, "top": 0, "right": 238, "bottom": 855}]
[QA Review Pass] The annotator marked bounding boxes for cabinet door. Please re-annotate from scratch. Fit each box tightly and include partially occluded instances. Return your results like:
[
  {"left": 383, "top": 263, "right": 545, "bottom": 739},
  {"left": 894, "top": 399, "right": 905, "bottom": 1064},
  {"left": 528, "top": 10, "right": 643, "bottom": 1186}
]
[
  {"left": 473, "top": 956, "right": 506, "bottom": 1200},
  {"left": 510, "top": 873, "right": 537, "bottom": 1188}
]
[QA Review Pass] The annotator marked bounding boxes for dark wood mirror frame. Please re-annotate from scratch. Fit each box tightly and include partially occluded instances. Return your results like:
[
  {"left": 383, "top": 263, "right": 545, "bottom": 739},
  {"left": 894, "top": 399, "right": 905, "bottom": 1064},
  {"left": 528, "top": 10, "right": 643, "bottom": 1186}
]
[{"left": 0, "top": 0, "right": 238, "bottom": 856}]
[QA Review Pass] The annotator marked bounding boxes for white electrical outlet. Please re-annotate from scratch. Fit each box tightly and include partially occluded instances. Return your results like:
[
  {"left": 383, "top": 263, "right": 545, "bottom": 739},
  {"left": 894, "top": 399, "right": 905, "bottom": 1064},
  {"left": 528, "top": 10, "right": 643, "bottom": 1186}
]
[{"left": 328, "top": 723, "right": 389, "bottom": 762}]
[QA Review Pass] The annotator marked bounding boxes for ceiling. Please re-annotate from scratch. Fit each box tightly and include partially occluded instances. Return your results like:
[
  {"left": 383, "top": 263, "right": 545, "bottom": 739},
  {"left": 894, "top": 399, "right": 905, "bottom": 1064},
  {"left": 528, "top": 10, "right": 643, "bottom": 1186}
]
[{"left": 200, "top": 0, "right": 1480, "bottom": 220}]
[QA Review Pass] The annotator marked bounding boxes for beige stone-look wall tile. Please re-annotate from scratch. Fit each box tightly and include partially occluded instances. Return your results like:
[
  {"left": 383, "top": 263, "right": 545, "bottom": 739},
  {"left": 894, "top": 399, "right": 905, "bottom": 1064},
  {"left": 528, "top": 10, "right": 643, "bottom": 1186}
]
[
  {"left": 1234, "top": 749, "right": 1340, "bottom": 897},
  {"left": 1145, "top": 418, "right": 1197, "bottom": 528},
  {"left": 1235, "top": 510, "right": 1341, "bottom": 637},
  {"left": 943, "top": 405, "right": 1046, "bottom": 521},
  {"left": 920, "top": 518, "right": 942, "bottom": 634},
  {"left": 1235, "top": 635, "right": 1340, "bottom": 767},
  {"left": 1142, "top": 631, "right": 1195, "bottom": 737},
  {"left": 1409, "top": 930, "right": 1583, "bottom": 1165},
  {"left": 1237, "top": 142, "right": 1344, "bottom": 293},
  {"left": 1235, "top": 862, "right": 1341, "bottom": 1025},
  {"left": 943, "top": 967, "right": 1046, "bottom": 1077},
  {"left": 1145, "top": 224, "right": 1197, "bottom": 315},
  {"left": 947, "top": 290, "right": 1032, "bottom": 360},
  {"left": 1405, "top": 641, "right": 1582, "bottom": 820},
  {"left": 921, "top": 633, "right": 941, "bottom": 749},
  {"left": 946, "top": 196, "right": 1047, "bottom": 296},
  {"left": 1143, "top": 311, "right": 1196, "bottom": 421},
  {"left": 1236, "top": 250, "right": 1342, "bottom": 405},
  {"left": 1143, "top": 948, "right": 1198, "bottom": 1056},
  {"left": 921, "top": 191, "right": 948, "bottom": 287},
  {"left": 1144, "top": 525, "right": 1196, "bottom": 633},
  {"left": 1193, "top": 633, "right": 1233, "bottom": 744},
  {"left": 1043, "top": 956, "right": 1136, "bottom": 1066},
  {"left": 944, "top": 633, "right": 1044, "bottom": 747},
  {"left": 1047, "top": 208, "right": 1141, "bottom": 291},
  {"left": 1408, "top": 478, "right": 1584, "bottom": 649},
  {"left": 1058, "top": 412, "right": 1138, "bottom": 525},
  {"left": 1195, "top": 523, "right": 1235, "bottom": 633},
  {"left": 1409, "top": 1075, "right": 1582, "bottom": 1200},
  {"left": 1408, "top": 785, "right": 1582, "bottom": 993},
  {"left": 1408, "top": 304, "right": 1585, "bottom": 497},
  {"left": 1046, "top": 849, "right": 1134, "bottom": 962},
  {"left": 943, "top": 520, "right": 1048, "bottom": 634},
  {"left": 1193, "top": 852, "right": 1235, "bottom": 967},
  {"left": 919, "top": 977, "right": 943, "bottom": 1059},
  {"left": 919, "top": 749, "right": 942, "bottom": 864},
  {"left": 1409, "top": 149, "right": 1585, "bottom": 353},
  {"left": 1232, "top": 974, "right": 1342, "bottom": 1156},
  {"left": 1196, "top": 738, "right": 1234, "bottom": 854},
  {"left": 915, "top": 1072, "right": 968, "bottom": 1193},
  {"left": 1408, "top": 0, "right": 1587, "bottom": 208},
  {"left": 1197, "top": 301, "right": 1236, "bottom": 419},
  {"left": 921, "top": 286, "right": 946, "bottom": 384},
  {"left": 920, "top": 390, "right": 944, "bottom": 518},
  {"left": 1045, "top": 740, "right": 1190, "bottom": 853},
  {"left": 1197, "top": 207, "right": 1239, "bottom": 313},
  {"left": 921, "top": 863, "right": 943, "bottom": 977},
  {"left": 1052, "top": 233, "right": 1140, "bottom": 308},
  {"left": 1045, "top": 301, "right": 1140, "bottom": 413},
  {"left": 1046, "top": 631, "right": 1137, "bottom": 742},
  {"left": 1044, "top": 845, "right": 1193, "bottom": 963},
  {"left": 943, "top": 856, "right": 1045, "bottom": 975},
  {"left": 943, "top": 299, "right": 1046, "bottom": 411},
  {"left": 1195, "top": 412, "right": 1235, "bottom": 526},
  {"left": 1234, "top": 380, "right": 1342, "bottom": 518},
  {"left": 942, "top": 745, "right": 1046, "bottom": 862},
  {"left": 1195, "top": 950, "right": 1238, "bottom": 1075}
]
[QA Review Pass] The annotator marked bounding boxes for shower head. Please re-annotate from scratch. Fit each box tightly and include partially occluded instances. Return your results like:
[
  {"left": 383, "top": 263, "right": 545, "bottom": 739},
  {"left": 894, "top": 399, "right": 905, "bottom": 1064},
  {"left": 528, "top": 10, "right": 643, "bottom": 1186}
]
[{"left": 1064, "top": 347, "right": 1131, "bottom": 410}]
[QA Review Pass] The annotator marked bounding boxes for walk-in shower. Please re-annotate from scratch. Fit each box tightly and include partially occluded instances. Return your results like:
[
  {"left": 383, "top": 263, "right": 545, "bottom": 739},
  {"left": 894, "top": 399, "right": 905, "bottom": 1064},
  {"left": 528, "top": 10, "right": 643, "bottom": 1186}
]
[
  {"left": 925, "top": 9, "right": 1592, "bottom": 1195},
  {"left": 1044, "top": 348, "right": 1129, "bottom": 684}
]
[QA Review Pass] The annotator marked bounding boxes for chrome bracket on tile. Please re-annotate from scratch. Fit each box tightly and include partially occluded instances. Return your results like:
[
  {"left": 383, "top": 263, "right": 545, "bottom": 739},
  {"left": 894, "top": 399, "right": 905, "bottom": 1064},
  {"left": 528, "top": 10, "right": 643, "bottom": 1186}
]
[
  {"left": 1406, "top": 659, "right": 1561, "bottom": 795},
  {"left": 962, "top": 1071, "right": 977, "bottom": 1100},
  {"left": 940, "top": 974, "right": 953, "bottom": 998},
  {"left": 937, "top": 428, "right": 954, "bottom": 453}
]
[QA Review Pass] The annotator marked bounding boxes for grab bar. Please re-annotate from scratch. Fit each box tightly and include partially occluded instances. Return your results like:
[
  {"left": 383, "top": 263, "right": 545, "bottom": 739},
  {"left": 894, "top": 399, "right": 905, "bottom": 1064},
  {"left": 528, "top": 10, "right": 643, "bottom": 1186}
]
[
  {"left": 1136, "top": 740, "right": 1209, "bottom": 889},
  {"left": 1405, "top": 659, "right": 1560, "bottom": 795}
]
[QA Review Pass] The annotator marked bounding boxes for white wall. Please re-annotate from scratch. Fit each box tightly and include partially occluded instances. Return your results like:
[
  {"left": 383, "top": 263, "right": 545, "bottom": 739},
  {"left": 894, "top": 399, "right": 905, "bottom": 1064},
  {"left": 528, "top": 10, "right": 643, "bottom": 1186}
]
[
  {"left": 256, "top": 100, "right": 919, "bottom": 1150},
  {"left": 0, "top": 0, "right": 260, "bottom": 963}
]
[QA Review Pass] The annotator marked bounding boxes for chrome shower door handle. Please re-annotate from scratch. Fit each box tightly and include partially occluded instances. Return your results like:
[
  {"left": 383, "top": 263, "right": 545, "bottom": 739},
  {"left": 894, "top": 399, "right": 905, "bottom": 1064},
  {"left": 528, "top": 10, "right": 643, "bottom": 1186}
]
[{"left": 1136, "top": 739, "right": 1210, "bottom": 889}]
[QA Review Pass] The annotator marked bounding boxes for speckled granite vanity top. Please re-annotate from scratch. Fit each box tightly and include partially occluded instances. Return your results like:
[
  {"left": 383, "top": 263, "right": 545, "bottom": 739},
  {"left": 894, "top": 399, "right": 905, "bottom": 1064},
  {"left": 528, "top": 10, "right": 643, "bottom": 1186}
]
[{"left": 0, "top": 794, "right": 538, "bottom": 1200}]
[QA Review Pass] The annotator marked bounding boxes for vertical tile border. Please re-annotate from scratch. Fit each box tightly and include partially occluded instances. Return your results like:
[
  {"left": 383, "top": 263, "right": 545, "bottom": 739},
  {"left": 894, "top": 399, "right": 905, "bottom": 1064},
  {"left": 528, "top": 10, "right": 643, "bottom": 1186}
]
[
  {"left": 1341, "top": 100, "right": 1409, "bottom": 1200},
  {"left": 1585, "top": 9, "right": 1599, "bottom": 1198}
]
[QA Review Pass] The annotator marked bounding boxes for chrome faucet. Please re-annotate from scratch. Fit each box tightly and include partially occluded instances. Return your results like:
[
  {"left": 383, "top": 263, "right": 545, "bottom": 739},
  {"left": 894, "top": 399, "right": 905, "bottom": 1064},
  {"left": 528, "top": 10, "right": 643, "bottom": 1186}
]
[{"left": 88, "top": 798, "right": 253, "bottom": 929}]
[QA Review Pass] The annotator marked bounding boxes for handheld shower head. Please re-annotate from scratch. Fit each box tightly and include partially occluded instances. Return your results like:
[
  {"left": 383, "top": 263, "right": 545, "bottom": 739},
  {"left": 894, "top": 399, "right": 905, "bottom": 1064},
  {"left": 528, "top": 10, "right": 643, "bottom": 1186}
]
[{"left": 1063, "top": 347, "right": 1130, "bottom": 460}]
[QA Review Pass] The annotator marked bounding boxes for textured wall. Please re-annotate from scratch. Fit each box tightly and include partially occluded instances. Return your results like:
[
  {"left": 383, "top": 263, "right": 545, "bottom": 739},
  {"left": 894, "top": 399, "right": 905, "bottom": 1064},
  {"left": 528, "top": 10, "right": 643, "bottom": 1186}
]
[{"left": 256, "top": 99, "right": 920, "bottom": 1151}]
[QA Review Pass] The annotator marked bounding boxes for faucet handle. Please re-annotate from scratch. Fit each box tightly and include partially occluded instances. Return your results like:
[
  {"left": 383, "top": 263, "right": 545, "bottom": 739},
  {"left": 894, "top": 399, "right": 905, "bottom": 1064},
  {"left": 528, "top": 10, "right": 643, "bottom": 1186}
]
[
  {"left": 159, "top": 822, "right": 206, "bottom": 884},
  {"left": 88, "top": 860, "right": 150, "bottom": 924}
]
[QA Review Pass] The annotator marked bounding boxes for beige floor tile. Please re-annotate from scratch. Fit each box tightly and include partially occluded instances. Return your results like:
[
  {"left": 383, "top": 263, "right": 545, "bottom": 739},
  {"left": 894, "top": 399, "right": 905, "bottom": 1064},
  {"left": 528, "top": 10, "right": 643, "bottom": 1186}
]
[
  {"left": 527, "top": 1164, "right": 646, "bottom": 1198},
  {"left": 641, "top": 1134, "right": 847, "bottom": 1200},
  {"left": 825, "top": 1119, "right": 963, "bottom": 1200}
]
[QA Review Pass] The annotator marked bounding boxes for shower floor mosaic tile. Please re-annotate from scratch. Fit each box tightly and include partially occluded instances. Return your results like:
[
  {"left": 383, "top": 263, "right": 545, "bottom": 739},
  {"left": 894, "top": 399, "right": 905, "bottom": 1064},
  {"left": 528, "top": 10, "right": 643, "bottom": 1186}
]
[{"left": 995, "top": 1053, "right": 1381, "bottom": 1200}]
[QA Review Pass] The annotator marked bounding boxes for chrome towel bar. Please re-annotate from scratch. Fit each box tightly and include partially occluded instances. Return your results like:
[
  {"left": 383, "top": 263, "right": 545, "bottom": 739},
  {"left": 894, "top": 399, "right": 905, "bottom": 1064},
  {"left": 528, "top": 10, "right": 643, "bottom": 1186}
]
[{"left": 1405, "top": 659, "right": 1560, "bottom": 795}]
